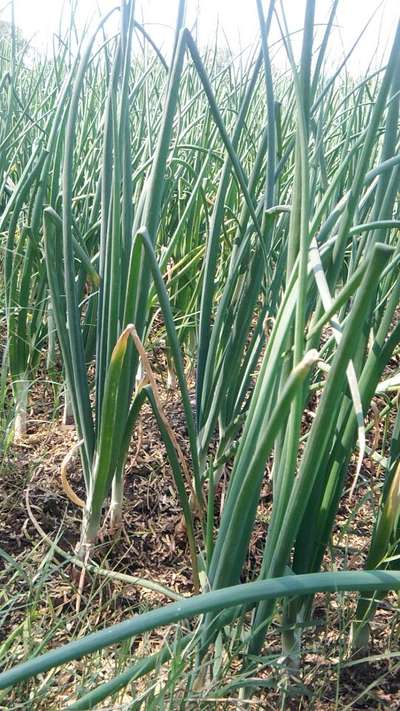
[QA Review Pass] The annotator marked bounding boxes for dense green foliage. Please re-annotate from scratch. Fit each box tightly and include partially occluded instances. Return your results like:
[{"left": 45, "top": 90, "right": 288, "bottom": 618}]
[{"left": 0, "top": 0, "right": 399, "bottom": 706}]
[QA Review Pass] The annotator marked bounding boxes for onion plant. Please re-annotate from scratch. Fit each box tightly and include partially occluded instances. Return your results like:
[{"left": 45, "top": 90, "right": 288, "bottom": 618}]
[
  {"left": 351, "top": 406, "right": 400, "bottom": 652},
  {"left": 0, "top": 15, "right": 50, "bottom": 440},
  {"left": 1, "top": 0, "right": 400, "bottom": 704}
]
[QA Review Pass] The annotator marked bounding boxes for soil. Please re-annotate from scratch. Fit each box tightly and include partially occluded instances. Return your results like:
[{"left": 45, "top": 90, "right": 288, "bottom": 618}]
[{"left": 0, "top": 345, "right": 399, "bottom": 710}]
